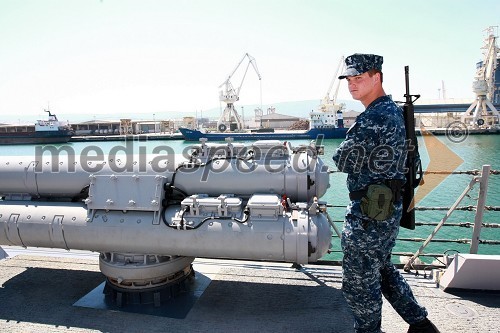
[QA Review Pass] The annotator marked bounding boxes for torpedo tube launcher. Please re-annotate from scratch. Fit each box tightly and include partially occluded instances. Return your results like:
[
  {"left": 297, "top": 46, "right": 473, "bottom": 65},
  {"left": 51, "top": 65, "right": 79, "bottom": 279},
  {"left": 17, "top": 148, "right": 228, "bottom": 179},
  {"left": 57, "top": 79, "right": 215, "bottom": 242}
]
[{"left": 0, "top": 140, "right": 332, "bottom": 291}]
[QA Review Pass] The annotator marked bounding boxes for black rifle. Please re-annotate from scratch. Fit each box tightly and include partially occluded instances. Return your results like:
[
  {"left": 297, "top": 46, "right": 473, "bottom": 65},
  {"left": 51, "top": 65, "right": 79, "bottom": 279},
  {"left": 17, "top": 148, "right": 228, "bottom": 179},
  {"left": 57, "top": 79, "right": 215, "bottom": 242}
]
[{"left": 401, "top": 66, "right": 423, "bottom": 230}]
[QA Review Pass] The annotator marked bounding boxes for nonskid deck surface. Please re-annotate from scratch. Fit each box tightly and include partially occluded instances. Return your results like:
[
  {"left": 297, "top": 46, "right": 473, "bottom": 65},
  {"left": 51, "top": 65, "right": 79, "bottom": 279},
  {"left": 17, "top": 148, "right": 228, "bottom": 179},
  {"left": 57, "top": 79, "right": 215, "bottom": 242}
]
[{"left": 0, "top": 247, "right": 498, "bottom": 333}]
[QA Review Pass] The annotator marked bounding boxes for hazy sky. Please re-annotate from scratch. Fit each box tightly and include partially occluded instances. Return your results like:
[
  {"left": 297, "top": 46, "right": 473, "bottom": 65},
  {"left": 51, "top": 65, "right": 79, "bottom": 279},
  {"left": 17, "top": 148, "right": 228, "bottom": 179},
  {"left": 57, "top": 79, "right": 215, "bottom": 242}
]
[{"left": 1, "top": 0, "right": 499, "bottom": 118}]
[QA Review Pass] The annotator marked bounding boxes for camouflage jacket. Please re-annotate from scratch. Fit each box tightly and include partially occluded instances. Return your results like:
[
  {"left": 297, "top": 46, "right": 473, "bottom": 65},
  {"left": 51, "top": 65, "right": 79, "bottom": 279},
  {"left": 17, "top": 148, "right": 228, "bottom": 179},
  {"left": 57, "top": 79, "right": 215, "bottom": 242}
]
[{"left": 332, "top": 95, "right": 406, "bottom": 193}]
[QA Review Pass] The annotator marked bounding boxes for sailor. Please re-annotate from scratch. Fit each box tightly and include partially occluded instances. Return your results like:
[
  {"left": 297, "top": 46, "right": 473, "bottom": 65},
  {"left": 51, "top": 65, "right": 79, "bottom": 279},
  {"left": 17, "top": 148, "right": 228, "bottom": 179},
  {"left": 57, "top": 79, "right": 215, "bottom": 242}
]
[{"left": 332, "top": 54, "right": 439, "bottom": 333}]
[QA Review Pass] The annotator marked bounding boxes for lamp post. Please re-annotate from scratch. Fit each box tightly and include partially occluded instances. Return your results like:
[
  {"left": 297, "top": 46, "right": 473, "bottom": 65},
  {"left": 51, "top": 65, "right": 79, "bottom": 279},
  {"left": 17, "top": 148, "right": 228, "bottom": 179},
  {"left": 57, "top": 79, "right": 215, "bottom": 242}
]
[{"left": 153, "top": 113, "right": 156, "bottom": 133}]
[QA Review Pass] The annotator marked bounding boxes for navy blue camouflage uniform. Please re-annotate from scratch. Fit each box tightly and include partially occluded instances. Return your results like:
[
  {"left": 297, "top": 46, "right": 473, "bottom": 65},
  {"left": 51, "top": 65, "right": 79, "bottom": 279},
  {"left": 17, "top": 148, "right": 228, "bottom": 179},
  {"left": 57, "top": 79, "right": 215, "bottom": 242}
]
[{"left": 332, "top": 54, "right": 428, "bottom": 333}]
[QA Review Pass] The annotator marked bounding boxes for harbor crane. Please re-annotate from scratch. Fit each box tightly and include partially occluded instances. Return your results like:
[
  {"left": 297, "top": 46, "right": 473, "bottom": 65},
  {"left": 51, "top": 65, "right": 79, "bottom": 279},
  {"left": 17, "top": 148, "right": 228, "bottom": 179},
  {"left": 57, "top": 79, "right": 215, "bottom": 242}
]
[
  {"left": 319, "top": 56, "right": 345, "bottom": 113},
  {"left": 217, "top": 53, "right": 262, "bottom": 132},
  {"left": 462, "top": 26, "right": 500, "bottom": 127},
  {"left": 310, "top": 56, "right": 346, "bottom": 129}
]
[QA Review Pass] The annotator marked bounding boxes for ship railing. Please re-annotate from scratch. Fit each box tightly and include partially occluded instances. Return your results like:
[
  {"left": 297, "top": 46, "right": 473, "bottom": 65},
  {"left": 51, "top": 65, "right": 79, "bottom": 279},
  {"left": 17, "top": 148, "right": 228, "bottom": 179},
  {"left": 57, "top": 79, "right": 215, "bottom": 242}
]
[{"left": 323, "top": 164, "right": 499, "bottom": 270}]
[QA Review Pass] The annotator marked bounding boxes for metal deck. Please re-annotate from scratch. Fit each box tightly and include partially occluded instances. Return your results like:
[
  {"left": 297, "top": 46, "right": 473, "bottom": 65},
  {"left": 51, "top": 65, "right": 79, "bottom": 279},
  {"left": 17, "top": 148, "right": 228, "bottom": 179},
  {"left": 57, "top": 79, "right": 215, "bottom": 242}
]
[{"left": 0, "top": 247, "right": 499, "bottom": 333}]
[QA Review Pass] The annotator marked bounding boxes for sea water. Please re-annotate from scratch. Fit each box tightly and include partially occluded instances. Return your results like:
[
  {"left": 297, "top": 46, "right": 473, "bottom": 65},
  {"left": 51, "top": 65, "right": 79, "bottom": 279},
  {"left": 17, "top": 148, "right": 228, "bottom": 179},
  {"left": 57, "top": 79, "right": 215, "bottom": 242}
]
[{"left": 0, "top": 134, "right": 499, "bottom": 262}]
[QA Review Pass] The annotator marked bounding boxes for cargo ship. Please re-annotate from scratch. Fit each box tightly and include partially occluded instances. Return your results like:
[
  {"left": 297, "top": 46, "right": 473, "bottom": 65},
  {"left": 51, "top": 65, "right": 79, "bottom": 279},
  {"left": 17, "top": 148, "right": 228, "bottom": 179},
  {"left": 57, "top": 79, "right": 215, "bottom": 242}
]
[
  {"left": 179, "top": 109, "right": 349, "bottom": 141},
  {"left": 0, "top": 110, "right": 74, "bottom": 145}
]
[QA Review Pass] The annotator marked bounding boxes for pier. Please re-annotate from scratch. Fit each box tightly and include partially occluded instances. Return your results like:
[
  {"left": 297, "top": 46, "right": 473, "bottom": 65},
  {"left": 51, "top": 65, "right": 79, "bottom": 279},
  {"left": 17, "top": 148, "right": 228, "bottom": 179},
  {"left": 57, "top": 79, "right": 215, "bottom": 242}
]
[{"left": 69, "top": 132, "right": 183, "bottom": 142}]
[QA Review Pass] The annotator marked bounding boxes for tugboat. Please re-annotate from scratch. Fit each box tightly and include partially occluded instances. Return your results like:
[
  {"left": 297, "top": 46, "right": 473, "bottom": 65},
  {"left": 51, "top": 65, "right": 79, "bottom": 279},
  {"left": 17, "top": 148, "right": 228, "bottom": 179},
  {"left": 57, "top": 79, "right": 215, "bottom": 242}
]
[{"left": 0, "top": 110, "right": 74, "bottom": 145}]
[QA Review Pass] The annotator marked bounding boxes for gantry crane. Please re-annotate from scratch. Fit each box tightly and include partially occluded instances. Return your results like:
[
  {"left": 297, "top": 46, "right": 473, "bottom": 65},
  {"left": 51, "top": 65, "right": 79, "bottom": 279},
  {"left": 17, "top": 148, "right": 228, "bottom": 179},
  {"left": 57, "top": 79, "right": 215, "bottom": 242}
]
[
  {"left": 462, "top": 26, "right": 500, "bottom": 127},
  {"left": 217, "top": 53, "right": 262, "bottom": 132}
]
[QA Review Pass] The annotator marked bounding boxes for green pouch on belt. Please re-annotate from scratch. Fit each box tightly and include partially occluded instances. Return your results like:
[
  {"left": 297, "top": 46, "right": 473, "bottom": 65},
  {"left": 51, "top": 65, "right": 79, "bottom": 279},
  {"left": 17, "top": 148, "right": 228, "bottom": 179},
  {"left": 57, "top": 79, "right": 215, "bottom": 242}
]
[{"left": 360, "top": 184, "right": 394, "bottom": 221}]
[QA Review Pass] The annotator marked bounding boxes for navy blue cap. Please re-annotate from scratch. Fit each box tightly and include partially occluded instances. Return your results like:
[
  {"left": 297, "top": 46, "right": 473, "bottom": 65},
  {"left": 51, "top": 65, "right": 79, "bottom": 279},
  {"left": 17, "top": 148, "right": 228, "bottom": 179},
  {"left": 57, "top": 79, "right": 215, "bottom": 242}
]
[{"left": 338, "top": 53, "right": 383, "bottom": 79}]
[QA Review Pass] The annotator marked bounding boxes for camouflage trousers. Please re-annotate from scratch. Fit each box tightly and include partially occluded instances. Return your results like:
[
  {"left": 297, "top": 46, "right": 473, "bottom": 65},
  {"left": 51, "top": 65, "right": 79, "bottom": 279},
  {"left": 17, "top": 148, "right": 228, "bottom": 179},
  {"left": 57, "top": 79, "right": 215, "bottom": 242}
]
[{"left": 341, "top": 201, "right": 428, "bottom": 333}]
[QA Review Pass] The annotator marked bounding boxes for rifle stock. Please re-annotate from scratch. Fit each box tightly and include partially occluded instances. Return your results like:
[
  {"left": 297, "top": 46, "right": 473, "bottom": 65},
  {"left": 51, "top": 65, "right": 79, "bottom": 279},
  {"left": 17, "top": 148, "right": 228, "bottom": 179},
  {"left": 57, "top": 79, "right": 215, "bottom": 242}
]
[{"left": 401, "top": 66, "right": 423, "bottom": 230}]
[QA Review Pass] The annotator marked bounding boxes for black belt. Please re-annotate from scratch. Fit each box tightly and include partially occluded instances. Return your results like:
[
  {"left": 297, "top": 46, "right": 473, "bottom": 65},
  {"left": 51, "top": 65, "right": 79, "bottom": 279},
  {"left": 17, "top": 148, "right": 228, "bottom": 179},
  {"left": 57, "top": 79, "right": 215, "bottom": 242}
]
[{"left": 349, "top": 189, "right": 367, "bottom": 201}]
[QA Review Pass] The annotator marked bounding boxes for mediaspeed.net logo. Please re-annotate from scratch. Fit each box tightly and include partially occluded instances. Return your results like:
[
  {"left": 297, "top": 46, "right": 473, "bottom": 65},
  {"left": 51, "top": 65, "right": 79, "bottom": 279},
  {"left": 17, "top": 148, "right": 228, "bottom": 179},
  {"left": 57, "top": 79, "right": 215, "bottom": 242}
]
[{"left": 409, "top": 122, "right": 466, "bottom": 209}]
